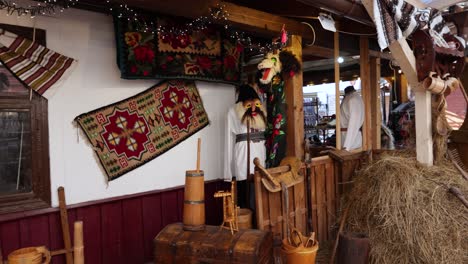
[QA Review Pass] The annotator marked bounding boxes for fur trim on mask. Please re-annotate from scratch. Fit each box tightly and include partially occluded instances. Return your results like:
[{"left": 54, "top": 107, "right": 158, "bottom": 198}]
[
  {"left": 257, "top": 53, "right": 281, "bottom": 84},
  {"left": 235, "top": 102, "right": 267, "bottom": 130},
  {"left": 257, "top": 50, "right": 301, "bottom": 85}
]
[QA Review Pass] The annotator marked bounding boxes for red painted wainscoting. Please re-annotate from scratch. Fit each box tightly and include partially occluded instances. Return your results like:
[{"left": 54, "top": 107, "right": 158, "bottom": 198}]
[{"left": 0, "top": 179, "right": 229, "bottom": 264}]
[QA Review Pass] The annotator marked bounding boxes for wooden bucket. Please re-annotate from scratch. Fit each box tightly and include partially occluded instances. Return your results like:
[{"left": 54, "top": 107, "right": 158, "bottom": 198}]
[
  {"left": 183, "top": 170, "right": 205, "bottom": 231},
  {"left": 337, "top": 232, "right": 370, "bottom": 264},
  {"left": 281, "top": 238, "right": 319, "bottom": 264},
  {"left": 237, "top": 208, "right": 252, "bottom": 229},
  {"left": 8, "top": 246, "right": 51, "bottom": 264}
]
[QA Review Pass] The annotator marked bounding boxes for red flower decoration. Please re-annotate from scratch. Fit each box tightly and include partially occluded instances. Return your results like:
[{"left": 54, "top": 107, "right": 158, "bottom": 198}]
[
  {"left": 223, "top": 55, "right": 237, "bottom": 69},
  {"left": 197, "top": 56, "right": 212, "bottom": 70},
  {"left": 133, "top": 45, "right": 155, "bottom": 63}
]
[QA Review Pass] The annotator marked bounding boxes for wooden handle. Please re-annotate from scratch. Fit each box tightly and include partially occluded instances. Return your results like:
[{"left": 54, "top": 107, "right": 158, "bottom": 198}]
[
  {"left": 74, "top": 221, "right": 84, "bottom": 264},
  {"left": 449, "top": 186, "right": 468, "bottom": 209},
  {"left": 58, "top": 187, "right": 73, "bottom": 264},
  {"left": 253, "top": 158, "right": 280, "bottom": 188},
  {"left": 36, "top": 246, "right": 51, "bottom": 264},
  {"left": 196, "top": 138, "right": 201, "bottom": 172},
  {"left": 330, "top": 205, "right": 350, "bottom": 264}
]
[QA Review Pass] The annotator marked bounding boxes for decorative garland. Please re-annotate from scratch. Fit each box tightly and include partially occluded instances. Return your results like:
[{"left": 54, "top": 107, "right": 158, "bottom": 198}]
[
  {"left": 0, "top": 0, "right": 285, "bottom": 54},
  {"left": 0, "top": 0, "right": 77, "bottom": 17},
  {"left": 111, "top": 2, "right": 287, "bottom": 54}
]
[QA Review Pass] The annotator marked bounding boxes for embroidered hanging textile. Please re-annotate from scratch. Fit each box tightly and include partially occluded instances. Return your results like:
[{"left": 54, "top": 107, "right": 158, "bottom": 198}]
[
  {"left": 265, "top": 74, "right": 287, "bottom": 168},
  {"left": 75, "top": 80, "right": 209, "bottom": 181},
  {"left": 0, "top": 29, "right": 76, "bottom": 97},
  {"left": 114, "top": 16, "right": 243, "bottom": 85}
]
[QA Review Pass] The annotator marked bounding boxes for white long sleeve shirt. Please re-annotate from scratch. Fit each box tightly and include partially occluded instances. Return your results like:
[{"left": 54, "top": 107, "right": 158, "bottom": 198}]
[
  {"left": 340, "top": 92, "right": 364, "bottom": 150},
  {"left": 224, "top": 106, "right": 266, "bottom": 181}
]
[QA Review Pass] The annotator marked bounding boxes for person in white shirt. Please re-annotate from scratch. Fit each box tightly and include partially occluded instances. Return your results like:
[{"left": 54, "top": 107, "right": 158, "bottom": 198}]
[
  {"left": 340, "top": 86, "right": 364, "bottom": 150},
  {"left": 224, "top": 84, "right": 266, "bottom": 208}
]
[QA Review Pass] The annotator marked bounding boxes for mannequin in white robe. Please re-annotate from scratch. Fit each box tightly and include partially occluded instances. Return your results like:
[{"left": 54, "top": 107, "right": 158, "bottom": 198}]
[
  {"left": 340, "top": 86, "right": 364, "bottom": 150},
  {"left": 224, "top": 84, "right": 266, "bottom": 209},
  {"left": 224, "top": 103, "right": 266, "bottom": 182}
]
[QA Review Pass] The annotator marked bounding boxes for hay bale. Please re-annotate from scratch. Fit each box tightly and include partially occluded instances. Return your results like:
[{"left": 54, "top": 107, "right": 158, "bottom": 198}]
[{"left": 345, "top": 153, "right": 468, "bottom": 264}]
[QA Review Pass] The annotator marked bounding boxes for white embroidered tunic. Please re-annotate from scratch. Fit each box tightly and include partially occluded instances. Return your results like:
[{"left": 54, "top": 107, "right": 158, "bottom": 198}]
[{"left": 224, "top": 105, "right": 266, "bottom": 181}]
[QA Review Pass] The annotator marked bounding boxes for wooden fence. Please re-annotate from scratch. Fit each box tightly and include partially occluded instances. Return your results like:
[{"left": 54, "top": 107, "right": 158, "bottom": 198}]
[{"left": 307, "top": 152, "right": 366, "bottom": 243}]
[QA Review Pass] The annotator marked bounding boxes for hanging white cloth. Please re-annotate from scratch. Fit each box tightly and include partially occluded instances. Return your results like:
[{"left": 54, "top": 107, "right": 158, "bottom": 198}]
[
  {"left": 224, "top": 104, "right": 266, "bottom": 181},
  {"left": 340, "top": 91, "right": 364, "bottom": 150}
]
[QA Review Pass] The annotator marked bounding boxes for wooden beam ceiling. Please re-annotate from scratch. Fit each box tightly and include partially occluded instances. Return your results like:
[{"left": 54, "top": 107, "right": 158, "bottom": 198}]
[{"left": 77, "top": 0, "right": 378, "bottom": 57}]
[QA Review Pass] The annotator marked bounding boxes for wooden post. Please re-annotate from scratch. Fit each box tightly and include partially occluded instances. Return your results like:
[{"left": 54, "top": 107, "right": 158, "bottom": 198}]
[
  {"left": 58, "top": 187, "right": 73, "bottom": 264},
  {"left": 370, "top": 57, "right": 382, "bottom": 149},
  {"left": 360, "top": 37, "right": 371, "bottom": 151},
  {"left": 334, "top": 26, "right": 341, "bottom": 150},
  {"left": 73, "top": 221, "right": 84, "bottom": 264},
  {"left": 361, "top": 0, "right": 433, "bottom": 165},
  {"left": 285, "top": 35, "right": 304, "bottom": 159},
  {"left": 400, "top": 74, "right": 409, "bottom": 103}
]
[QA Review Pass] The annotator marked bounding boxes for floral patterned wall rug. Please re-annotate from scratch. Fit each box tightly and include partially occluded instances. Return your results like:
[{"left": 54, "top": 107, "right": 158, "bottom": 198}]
[
  {"left": 114, "top": 16, "right": 243, "bottom": 85},
  {"left": 75, "top": 80, "right": 209, "bottom": 181}
]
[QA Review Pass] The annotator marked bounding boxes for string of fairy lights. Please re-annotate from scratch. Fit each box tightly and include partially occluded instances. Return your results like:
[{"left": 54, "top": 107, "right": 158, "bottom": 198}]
[
  {"left": 110, "top": 2, "right": 286, "bottom": 53},
  {"left": 0, "top": 0, "right": 78, "bottom": 16},
  {"left": 0, "top": 0, "right": 284, "bottom": 53}
]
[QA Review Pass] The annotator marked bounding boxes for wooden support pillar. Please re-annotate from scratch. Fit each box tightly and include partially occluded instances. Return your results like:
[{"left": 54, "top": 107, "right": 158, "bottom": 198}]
[
  {"left": 370, "top": 57, "right": 382, "bottom": 149},
  {"left": 400, "top": 74, "right": 409, "bottom": 103},
  {"left": 334, "top": 26, "right": 342, "bottom": 150},
  {"left": 360, "top": 37, "right": 371, "bottom": 151},
  {"left": 362, "top": 0, "right": 433, "bottom": 165},
  {"left": 285, "top": 35, "right": 304, "bottom": 159}
]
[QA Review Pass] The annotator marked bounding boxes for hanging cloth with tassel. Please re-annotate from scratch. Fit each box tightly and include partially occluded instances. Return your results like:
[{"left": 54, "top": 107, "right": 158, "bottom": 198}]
[{"left": 0, "top": 29, "right": 77, "bottom": 98}]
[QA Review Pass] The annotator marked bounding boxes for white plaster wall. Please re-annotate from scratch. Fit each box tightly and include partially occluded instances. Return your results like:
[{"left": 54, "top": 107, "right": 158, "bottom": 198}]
[{"left": 0, "top": 9, "right": 235, "bottom": 206}]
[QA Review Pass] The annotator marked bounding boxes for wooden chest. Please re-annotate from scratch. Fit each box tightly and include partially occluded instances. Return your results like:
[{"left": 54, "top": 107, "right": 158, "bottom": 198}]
[{"left": 154, "top": 223, "right": 274, "bottom": 263}]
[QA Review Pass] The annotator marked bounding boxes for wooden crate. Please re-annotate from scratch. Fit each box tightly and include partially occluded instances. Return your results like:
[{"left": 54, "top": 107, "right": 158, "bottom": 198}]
[
  {"left": 254, "top": 163, "right": 308, "bottom": 242},
  {"left": 154, "top": 223, "right": 273, "bottom": 264}
]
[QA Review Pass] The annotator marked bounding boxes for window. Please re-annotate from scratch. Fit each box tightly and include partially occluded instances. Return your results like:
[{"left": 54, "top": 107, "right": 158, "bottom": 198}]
[{"left": 0, "top": 25, "right": 50, "bottom": 214}]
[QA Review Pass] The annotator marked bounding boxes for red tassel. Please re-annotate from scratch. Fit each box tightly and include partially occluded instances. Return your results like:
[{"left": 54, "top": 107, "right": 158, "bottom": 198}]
[
  {"left": 281, "top": 24, "right": 288, "bottom": 45},
  {"left": 289, "top": 70, "right": 295, "bottom": 77}
]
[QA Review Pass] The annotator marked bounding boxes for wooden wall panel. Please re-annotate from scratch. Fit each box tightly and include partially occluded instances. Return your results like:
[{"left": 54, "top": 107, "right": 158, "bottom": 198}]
[
  {"left": 160, "top": 191, "right": 180, "bottom": 227},
  {"left": 28, "top": 215, "right": 50, "bottom": 247},
  {"left": 122, "top": 198, "right": 145, "bottom": 264},
  {"left": 0, "top": 221, "right": 20, "bottom": 256},
  {"left": 141, "top": 194, "right": 162, "bottom": 261},
  {"left": 48, "top": 213, "right": 65, "bottom": 264},
  {"left": 76, "top": 205, "right": 101, "bottom": 264},
  {"left": 101, "top": 201, "right": 124, "bottom": 264},
  {"left": 0, "top": 180, "right": 225, "bottom": 264}
]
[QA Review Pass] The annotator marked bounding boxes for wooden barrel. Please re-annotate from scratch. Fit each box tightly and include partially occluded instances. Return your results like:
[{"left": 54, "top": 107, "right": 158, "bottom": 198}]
[
  {"left": 183, "top": 170, "right": 205, "bottom": 231},
  {"left": 237, "top": 208, "right": 252, "bottom": 229}
]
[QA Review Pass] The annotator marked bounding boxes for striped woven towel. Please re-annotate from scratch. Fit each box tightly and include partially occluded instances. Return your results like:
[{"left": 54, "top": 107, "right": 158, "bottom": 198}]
[
  {"left": 373, "top": 0, "right": 452, "bottom": 50},
  {"left": 0, "top": 29, "right": 76, "bottom": 97}
]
